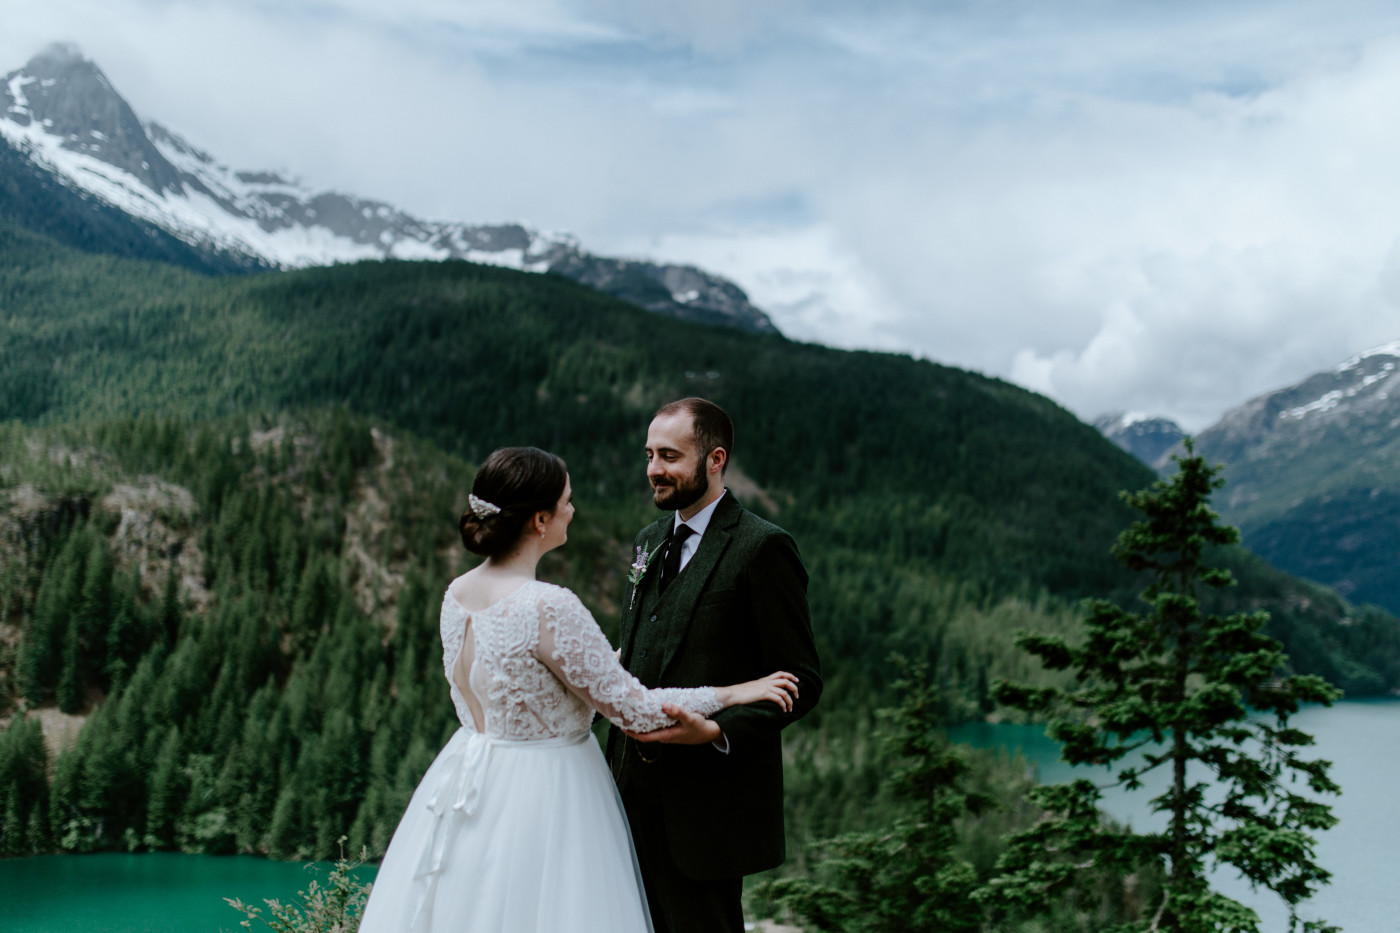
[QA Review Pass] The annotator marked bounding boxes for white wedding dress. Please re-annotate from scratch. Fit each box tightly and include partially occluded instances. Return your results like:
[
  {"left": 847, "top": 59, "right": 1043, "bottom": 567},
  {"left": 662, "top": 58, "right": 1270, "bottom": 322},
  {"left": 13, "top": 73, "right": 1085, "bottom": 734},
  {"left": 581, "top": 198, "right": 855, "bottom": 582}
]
[{"left": 358, "top": 578, "right": 722, "bottom": 933}]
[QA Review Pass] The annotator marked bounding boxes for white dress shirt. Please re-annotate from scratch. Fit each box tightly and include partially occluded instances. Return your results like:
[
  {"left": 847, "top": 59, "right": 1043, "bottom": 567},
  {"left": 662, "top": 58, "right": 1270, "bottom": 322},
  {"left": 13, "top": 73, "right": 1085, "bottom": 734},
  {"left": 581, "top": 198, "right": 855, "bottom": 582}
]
[{"left": 672, "top": 490, "right": 725, "bottom": 571}]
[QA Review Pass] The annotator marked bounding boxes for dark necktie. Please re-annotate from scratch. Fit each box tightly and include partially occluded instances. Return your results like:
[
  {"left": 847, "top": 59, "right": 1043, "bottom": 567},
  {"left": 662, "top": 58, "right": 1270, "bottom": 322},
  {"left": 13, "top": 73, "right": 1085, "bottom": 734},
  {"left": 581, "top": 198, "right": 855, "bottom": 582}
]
[{"left": 659, "top": 524, "right": 695, "bottom": 594}]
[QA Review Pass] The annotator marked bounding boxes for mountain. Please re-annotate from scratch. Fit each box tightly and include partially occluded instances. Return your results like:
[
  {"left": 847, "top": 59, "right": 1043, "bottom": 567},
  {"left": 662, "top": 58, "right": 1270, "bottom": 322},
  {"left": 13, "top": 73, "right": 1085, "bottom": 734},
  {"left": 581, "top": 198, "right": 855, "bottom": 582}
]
[
  {"left": 0, "top": 43, "right": 776, "bottom": 333},
  {"left": 1194, "top": 340, "right": 1400, "bottom": 612},
  {"left": 2, "top": 216, "right": 1394, "bottom": 685},
  {"left": 3, "top": 219, "right": 1399, "bottom": 868},
  {"left": 1092, "top": 411, "right": 1188, "bottom": 468},
  {"left": 0, "top": 130, "right": 267, "bottom": 275}
]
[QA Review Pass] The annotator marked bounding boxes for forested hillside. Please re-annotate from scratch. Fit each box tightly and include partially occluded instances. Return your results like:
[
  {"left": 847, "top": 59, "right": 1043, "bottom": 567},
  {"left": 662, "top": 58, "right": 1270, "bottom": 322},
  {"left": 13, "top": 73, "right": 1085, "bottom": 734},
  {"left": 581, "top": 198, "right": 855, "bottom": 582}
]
[{"left": 2, "top": 220, "right": 1399, "bottom": 867}]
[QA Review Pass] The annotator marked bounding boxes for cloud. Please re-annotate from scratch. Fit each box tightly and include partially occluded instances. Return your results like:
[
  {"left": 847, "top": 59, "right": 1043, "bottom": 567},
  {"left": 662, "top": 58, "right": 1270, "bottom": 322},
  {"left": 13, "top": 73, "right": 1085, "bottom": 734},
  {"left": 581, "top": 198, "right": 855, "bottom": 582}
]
[
  {"left": 579, "top": 0, "right": 804, "bottom": 57},
  {"left": 602, "top": 10, "right": 1400, "bottom": 430},
  {"left": 8, "top": 1, "right": 1400, "bottom": 430},
  {"left": 612, "top": 223, "right": 907, "bottom": 351}
]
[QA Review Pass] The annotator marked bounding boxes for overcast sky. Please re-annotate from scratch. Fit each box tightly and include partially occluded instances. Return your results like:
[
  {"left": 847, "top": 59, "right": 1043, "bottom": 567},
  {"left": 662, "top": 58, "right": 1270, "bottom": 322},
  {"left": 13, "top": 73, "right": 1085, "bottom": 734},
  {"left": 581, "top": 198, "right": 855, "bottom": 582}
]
[{"left": 8, "top": 0, "right": 1400, "bottom": 430}]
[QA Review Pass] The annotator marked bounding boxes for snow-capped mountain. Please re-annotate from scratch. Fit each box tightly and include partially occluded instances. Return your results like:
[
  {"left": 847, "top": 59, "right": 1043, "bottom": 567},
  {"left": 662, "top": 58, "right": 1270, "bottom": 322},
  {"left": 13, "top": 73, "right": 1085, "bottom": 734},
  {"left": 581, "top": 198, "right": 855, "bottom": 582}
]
[
  {"left": 1092, "top": 411, "right": 1187, "bottom": 469},
  {"left": 1191, "top": 340, "right": 1400, "bottom": 613},
  {"left": 0, "top": 43, "right": 777, "bottom": 333},
  {"left": 1195, "top": 338, "right": 1400, "bottom": 523}
]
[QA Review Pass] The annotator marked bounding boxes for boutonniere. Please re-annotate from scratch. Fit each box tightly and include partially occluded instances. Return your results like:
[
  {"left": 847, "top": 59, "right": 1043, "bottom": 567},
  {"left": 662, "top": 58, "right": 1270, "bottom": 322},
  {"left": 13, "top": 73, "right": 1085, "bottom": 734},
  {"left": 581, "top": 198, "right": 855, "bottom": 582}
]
[{"left": 628, "top": 541, "right": 665, "bottom": 610}]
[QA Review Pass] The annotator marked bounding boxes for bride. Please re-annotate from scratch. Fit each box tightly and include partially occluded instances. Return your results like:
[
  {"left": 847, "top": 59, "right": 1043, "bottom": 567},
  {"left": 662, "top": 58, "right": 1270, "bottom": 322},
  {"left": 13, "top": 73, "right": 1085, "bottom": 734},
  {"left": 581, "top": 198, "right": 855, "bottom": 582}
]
[{"left": 357, "top": 446, "right": 800, "bottom": 933}]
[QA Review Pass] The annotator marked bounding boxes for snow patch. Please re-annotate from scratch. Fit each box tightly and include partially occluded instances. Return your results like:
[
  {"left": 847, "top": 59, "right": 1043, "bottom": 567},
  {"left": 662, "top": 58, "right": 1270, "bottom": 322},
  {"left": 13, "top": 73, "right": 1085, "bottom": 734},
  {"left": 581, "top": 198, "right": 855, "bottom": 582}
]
[
  {"left": 1280, "top": 369, "right": 1392, "bottom": 420},
  {"left": 1110, "top": 411, "right": 1155, "bottom": 430},
  {"left": 3, "top": 107, "right": 556, "bottom": 270},
  {"left": 1335, "top": 339, "right": 1400, "bottom": 373},
  {"left": 6, "top": 73, "right": 35, "bottom": 111},
  {"left": 2, "top": 94, "right": 652, "bottom": 290},
  {"left": 1283, "top": 390, "right": 1346, "bottom": 419},
  {"left": 462, "top": 247, "right": 528, "bottom": 269}
]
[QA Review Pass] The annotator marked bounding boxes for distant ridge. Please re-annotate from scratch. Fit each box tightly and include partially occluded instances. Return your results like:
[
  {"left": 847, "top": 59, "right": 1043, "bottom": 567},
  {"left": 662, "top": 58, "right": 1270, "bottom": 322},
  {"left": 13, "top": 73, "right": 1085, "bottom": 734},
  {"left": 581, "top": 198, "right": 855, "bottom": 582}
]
[
  {"left": 1192, "top": 340, "right": 1400, "bottom": 612},
  {"left": 0, "top": 43, "right": 778, "bottom": 333},
  {"left": 1093, "top": 411, "right": 1187, "bottom": 469}
]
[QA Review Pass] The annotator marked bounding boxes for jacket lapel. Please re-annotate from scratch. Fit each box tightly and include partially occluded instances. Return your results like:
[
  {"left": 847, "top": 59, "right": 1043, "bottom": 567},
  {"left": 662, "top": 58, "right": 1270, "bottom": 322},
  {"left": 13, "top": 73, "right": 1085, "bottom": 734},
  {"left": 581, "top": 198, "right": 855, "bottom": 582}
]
[
  {"left": 652, "top": 493, "right": 742, "bottom": 679},
  {"left": 621, "top": 519, "right": 669, "bottom": 659}
]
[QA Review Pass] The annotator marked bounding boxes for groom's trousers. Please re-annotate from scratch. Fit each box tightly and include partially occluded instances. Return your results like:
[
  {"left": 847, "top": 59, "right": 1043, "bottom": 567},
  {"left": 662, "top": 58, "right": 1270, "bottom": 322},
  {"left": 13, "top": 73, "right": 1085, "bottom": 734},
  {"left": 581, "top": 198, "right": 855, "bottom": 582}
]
[{"left": 622, "top": 778, "right": 743, "bottom": 933}]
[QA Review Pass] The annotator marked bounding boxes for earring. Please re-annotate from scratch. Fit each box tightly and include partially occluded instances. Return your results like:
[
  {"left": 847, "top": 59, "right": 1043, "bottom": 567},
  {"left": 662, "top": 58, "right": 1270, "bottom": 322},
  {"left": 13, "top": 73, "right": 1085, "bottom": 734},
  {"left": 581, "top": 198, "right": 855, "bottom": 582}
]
[{"left": 540, "top": 528, "right": 547, "bottom": 539}]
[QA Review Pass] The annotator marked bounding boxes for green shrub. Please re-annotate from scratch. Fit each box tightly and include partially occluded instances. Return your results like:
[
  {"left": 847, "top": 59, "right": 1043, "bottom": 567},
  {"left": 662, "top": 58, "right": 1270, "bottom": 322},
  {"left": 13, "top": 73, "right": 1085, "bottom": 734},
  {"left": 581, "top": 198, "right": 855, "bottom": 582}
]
[{"left": 226, "top": 838, "right": 373, "bottom": 933}]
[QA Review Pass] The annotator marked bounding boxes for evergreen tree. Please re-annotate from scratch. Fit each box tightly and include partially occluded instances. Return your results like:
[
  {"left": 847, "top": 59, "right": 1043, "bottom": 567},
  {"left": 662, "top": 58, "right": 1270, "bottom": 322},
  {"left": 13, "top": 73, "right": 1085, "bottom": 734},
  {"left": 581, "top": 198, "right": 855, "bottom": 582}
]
[
  {"left": 104, "top": 568, "right": 149, "bottom": 685},
  {"left": 0, "top": 715, "right": 50, "bottom": 855},
  {"left": 145, "top": 725, "right": 185, "bottom": 847},
  {"left": 157, "top": 569, "right": 183, "bottom": 649},
  {"left": 267, "top": 776, "right": 307, "bottom": 860},
  {"left": 77, "top": 533, "right": 114, "bottom": 689},
  {"left": 290, "top": 555, "right": 337, "bottom": 655},
  {"left": 989, "top": 444, "right": 1341, "bottom": 933},
  {"left": 18, "top": 522, "right": 84, "bottom": 703},
  {"left": 56, "top": 611, "right": 84, "bottom": 713},
  {"left": 760, "top": 660, "right": 988, "bottom": 932}
]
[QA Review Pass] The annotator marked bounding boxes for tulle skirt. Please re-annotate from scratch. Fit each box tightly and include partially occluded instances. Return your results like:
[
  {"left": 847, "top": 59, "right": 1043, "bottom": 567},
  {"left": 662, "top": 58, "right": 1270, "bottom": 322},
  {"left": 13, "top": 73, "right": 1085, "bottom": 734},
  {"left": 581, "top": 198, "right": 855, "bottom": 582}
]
[{"left": 358, "top": 728, "right": 653, "bottom": 933}]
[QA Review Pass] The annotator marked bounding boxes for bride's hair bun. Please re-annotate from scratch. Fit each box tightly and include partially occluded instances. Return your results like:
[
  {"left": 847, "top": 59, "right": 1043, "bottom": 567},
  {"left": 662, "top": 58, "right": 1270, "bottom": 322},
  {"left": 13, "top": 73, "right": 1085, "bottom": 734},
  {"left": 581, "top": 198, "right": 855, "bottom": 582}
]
[{"left": 459, "top": 447, "right": 568, "bottom": 558}]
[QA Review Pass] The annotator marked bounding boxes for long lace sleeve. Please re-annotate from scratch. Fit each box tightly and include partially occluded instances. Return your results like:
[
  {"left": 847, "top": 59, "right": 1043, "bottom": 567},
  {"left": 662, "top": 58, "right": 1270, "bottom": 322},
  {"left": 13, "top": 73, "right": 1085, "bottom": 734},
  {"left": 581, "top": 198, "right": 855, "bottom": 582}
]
[{"left": 534, "top": 587, "right": 722, "bottom": 733}]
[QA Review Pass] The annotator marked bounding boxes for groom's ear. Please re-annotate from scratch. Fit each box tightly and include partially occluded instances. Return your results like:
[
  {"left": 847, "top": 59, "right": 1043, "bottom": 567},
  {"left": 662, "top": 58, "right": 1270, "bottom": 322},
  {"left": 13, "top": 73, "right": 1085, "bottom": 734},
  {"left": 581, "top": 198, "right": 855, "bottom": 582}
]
[{"left": 708, "top": 446, "right": 728, "bottom": 475}]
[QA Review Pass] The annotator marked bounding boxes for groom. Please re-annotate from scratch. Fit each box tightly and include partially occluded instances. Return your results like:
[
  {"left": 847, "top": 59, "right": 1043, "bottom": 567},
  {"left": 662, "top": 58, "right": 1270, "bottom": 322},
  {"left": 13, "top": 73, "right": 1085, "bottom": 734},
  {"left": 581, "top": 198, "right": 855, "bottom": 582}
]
[{"left": 607, "top": 397, "right": 823, "bottom": 933}]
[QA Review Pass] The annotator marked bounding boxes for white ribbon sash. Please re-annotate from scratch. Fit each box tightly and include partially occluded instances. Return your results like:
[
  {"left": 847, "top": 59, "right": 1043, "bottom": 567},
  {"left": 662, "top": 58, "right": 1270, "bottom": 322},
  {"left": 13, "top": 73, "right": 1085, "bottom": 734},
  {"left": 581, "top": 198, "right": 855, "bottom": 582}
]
[{"left": 409, "top": 729, "right": 592, "bottom": 932}]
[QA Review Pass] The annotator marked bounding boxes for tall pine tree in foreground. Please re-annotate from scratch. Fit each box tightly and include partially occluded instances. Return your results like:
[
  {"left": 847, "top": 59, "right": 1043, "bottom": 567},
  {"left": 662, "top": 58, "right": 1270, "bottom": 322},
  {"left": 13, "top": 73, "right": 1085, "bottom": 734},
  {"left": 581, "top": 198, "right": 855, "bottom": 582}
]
[{"left": 989, "top": 443, "right": 1341, "bottom": 933}]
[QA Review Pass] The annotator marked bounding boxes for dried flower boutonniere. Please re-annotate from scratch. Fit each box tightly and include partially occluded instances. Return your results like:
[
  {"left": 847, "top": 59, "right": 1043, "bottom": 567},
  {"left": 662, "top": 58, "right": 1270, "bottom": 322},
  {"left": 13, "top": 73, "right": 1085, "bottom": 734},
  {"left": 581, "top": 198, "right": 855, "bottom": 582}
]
[{"left": 627, "top": 541, "right": 665, "bottom": 610}]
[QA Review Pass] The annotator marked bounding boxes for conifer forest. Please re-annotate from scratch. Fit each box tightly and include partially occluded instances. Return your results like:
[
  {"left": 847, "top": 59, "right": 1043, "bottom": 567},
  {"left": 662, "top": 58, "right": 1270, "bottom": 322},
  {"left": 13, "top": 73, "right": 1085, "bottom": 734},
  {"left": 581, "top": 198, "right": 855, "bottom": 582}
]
[{"left": 1, "top": 220, "right": 1393, "bottom": 930}]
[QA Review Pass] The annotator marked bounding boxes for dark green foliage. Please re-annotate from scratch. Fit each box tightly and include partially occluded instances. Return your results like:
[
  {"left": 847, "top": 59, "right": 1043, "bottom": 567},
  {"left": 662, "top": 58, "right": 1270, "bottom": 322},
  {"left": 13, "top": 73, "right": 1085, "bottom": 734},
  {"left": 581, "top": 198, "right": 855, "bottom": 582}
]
[
  {"left": 145, "top": 726, "right": 184, "bottom": 848},
  {"left": 1244, "top": 487, "right": 1400, "bottom": 616},
  {"left": 0, "top": 715, "right": 50, "bottom": 855},
  {"left": 0, "top": 219, "right": 1393, "bottom": 697},
  {"left": 1, "top": 413, "right": 469, "bottom": 860},
  {"left": 0, "top": 217, "right": 1149, "bottom": 599},
  {"left": 761, "top": 661, "right": 988, "bottom": 932},
  {"left": 13, "top": 521, "right": 126, "bottom": 710},
  {"left": 990, "top": 446, "right": 1342, "bottom": 933},
  {"left": 0, "top": 222, "right": 1393, "bottom": 884}
]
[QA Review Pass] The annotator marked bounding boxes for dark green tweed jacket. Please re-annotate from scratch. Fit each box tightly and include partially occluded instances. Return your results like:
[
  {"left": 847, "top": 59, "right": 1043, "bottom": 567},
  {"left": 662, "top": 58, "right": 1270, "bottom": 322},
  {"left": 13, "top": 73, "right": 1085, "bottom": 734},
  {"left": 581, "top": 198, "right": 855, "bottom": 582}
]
[{"left": 605, "top": 492, "right": 822, "bottom": 880}]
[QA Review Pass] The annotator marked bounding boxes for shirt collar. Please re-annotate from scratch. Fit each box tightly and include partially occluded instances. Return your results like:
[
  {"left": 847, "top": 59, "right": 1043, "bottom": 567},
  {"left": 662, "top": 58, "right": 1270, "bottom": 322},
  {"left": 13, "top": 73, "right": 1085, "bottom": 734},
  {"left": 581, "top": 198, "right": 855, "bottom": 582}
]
[{"left": 674, "top": 489, "right": 726, "bottom": 539}]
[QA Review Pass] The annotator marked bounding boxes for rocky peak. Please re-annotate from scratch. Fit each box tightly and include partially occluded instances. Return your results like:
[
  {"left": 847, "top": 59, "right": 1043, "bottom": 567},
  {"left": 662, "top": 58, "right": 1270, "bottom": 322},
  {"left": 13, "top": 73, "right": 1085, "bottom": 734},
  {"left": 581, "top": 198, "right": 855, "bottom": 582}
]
[
  {"left": 3, "top": 42, "right": 184, "bottom": 194},
  {"left": 1, "top": 43, "right": 781, "bottom": 334},
  {"left": 1203, "top": 340, "right": 1400, "bottom": 457},
  {"left": 1190, "top": 339, "right": 1400, "bottom": 519},
  {"left": 146, "top": 120, "right": 216, "bottom": 167},
  {"left": 1092, "top": 411, "right": 1187, "bottom": 469}
]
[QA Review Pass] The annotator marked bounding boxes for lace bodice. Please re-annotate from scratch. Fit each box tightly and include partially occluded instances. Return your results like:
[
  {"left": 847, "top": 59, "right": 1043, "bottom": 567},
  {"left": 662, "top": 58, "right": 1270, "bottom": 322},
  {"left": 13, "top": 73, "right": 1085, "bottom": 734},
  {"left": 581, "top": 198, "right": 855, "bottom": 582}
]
[{"left": 439, "top": 579, "right": 721, "bottom": 740}]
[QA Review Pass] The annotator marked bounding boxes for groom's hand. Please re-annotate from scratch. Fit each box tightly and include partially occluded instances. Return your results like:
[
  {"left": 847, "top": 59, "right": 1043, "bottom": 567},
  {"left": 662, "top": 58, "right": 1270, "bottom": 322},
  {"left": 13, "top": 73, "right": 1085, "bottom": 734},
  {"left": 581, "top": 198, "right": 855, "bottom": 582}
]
[{"left": 627, "top": 706, "right": 723, "bottom": 745}]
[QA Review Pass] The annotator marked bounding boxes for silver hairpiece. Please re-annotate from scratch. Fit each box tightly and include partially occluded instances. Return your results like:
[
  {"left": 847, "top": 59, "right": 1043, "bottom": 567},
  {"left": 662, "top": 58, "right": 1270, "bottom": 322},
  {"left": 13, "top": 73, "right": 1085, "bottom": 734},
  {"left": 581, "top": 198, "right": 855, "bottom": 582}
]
[{"left": 468, "top": 493, "right": 501, "bottom": 518}]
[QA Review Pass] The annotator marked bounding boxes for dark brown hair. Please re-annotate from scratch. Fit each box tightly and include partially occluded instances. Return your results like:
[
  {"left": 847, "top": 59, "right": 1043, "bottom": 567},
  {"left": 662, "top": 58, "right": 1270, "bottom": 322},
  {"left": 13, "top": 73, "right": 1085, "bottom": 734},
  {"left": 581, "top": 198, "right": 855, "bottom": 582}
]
[
  {"left": 458, "top": 447, "right": 568, "bottom": 558},
  {"left": 654, "top": 397, "right": 734, "bottom": 474}
]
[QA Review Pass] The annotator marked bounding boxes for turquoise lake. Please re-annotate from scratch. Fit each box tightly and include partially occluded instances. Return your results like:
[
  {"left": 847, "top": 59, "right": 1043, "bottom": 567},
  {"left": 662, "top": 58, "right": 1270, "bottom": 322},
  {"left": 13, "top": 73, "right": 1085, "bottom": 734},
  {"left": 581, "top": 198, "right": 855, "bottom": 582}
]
[
  {"left": 1, "top": 700, "right": 1393, "bottom": 932},
  {"left": 951, "top": 698, "right": 1400, "bottom": 931},
  {"left": 0, "top": 852, "right": 377, "bottom": 933}
]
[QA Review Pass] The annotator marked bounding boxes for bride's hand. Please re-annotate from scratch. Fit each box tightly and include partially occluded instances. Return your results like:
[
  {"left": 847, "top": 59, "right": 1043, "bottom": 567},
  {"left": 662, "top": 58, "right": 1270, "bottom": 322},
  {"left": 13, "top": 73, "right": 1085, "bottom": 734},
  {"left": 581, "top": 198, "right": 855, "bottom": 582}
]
[{"left": 718, "top": 671, "right": 799, "bottom": 712}]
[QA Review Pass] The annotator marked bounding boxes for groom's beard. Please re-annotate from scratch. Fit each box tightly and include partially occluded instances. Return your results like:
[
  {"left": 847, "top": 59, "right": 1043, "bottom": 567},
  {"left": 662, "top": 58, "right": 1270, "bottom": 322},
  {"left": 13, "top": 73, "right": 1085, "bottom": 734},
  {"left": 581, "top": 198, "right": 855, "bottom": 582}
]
[{"left": 652, "top": 458, "right": 708, "bottom": 512}]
